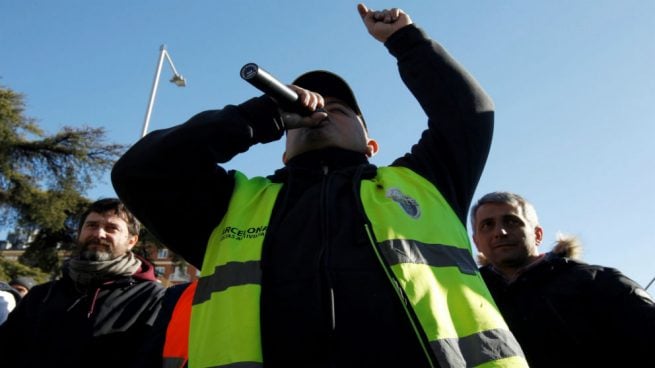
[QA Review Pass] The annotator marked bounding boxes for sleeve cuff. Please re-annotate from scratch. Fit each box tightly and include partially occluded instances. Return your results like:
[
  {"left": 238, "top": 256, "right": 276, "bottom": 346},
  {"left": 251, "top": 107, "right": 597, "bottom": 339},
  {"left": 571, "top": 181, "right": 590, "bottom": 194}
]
[
  {"left": 237, "top": 95, "right": 285, "bottom": 143},
  {"left": 384, "top": 24, "right": 430, "bottom": 59}
]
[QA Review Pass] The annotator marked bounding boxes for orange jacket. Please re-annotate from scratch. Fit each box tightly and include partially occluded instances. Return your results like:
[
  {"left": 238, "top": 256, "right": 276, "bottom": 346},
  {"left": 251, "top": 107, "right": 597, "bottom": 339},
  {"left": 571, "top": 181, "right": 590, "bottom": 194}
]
[{"left": 162, "top": 280, "right": 197, "bottom": 368}]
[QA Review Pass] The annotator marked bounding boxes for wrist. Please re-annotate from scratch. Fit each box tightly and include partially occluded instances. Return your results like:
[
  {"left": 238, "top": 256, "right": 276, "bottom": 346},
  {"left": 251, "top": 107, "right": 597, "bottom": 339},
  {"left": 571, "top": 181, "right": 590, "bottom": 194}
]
[{"left": 237, "top": 96, "right": 285, "bottom": 143}]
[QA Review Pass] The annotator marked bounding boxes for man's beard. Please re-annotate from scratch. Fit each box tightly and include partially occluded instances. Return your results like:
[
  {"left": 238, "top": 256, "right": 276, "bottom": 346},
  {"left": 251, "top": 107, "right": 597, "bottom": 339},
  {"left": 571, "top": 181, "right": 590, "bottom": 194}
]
[{"left": 78, "top": 238, "right": 115, "bottom": 262}]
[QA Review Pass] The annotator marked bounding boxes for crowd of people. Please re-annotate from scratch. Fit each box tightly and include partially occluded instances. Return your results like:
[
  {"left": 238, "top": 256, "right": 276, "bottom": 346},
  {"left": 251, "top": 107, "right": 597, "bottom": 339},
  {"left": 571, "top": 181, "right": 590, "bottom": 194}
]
[{"left": 1, "top": 4, "right": 653, "bottom": 368}]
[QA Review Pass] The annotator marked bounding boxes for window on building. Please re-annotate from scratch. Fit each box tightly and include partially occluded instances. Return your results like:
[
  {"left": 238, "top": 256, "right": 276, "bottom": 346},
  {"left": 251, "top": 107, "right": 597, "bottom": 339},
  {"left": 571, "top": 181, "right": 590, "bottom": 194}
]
[
  {"left": 157, "top": 248, "right": 169, "bottom": 259},
  {"left": 170, "top": 265, "right": 190, "bottom": 282}
]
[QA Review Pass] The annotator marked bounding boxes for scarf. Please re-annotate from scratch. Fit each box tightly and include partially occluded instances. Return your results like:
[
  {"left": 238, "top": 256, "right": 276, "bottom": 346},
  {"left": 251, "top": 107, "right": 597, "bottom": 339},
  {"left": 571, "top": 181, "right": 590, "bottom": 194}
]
[{"left": 68, "top": 252, "right": 142, "bottom": 287}]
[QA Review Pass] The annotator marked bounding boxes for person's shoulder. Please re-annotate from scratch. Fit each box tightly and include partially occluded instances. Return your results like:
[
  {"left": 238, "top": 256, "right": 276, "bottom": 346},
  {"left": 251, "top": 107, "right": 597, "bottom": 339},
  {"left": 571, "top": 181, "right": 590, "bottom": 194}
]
[
  {"left": 132, "top": 278, "right": 166, "bottom": 293},
  {"left": 165, "top": 281, "right": 193, "bottom": 295},
  {"left": 113, "top": 271, "right": 165, "bottom": 297},
  {"left": 160, "top": 282, "right": 194, "bottom": 308},
  {"left": 113, "top": 278, "right": 165, "bottom": 309},
  {"left": 478, "top": 264, "right": 494, "bottom": 276},
  {"left": 23, "top": 279, "right": 59, "bottom": 296},
  {"left": 545, "top": 255, "right": 601, "bottom": 281},
  {"left": 553, "top": 256, "right": 617, "bottom": 279},
  {"left": 478, "top": 265, "right": 504, "bottom": 285},
  {"left": 581, "top": 263, "right": 639, "bottom": 286},
  {"left": 5, "top": 279, "right": 62, "bottom": 310},
  {"left": 554, "top": 258, "right": 649, "bottom": 298},
  {"left": 587, "top": 265, "right": 655, "bottom": 305}
]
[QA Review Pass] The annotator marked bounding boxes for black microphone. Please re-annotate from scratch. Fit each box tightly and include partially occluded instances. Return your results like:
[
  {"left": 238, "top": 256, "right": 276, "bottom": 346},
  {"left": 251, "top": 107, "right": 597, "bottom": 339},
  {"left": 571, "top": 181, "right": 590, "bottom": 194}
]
[{"left": 240, "top": 63, "right": 312, "bottom": 115}]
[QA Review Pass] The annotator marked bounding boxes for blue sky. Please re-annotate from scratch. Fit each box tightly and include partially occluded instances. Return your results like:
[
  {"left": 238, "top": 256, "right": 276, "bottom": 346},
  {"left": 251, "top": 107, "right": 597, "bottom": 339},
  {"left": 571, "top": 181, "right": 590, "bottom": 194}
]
[{"left": 2, "top": 1, "right": 654, "bottom": 288}]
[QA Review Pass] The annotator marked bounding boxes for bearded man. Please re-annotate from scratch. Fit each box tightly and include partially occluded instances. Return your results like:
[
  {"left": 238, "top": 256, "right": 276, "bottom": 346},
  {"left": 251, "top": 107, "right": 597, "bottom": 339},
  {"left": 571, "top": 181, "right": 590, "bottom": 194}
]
[{"left": 0, "top": 198, "right": 165, "bottom": 368}]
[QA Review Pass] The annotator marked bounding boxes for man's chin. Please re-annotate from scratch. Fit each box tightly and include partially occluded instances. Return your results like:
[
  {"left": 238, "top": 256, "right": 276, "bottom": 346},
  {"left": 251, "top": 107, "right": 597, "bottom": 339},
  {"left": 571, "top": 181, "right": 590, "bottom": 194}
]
[{"left": 302, "top": 128, "right": 331, "bottom": 143}]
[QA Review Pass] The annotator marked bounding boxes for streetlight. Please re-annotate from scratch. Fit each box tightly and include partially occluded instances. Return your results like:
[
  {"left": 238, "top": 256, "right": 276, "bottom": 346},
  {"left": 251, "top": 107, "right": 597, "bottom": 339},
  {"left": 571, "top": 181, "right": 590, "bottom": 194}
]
[{"left": 141, "top": 44, "right": 186, "bottom": 138}]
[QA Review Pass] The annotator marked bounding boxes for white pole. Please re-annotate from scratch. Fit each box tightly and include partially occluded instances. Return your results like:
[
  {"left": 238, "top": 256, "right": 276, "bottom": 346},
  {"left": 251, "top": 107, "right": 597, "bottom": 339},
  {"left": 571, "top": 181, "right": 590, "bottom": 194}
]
[
  {"left": 141, "top": 45, "right": 167, "bottom": 138},
  {"left": 163, "top": 50, "right": 182, "bottom": 78}
]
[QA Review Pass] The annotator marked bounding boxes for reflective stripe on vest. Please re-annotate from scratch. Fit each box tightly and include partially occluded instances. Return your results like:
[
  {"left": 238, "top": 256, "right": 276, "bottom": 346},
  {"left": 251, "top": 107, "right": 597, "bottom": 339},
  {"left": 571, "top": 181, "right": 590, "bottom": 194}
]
[
  {"left": 430, "top": 328, "right": 524, "bottom": 367},
  {"left": 379, "top": 239, "right": 478, "bottom": 275},
  {"left": 193, "top": 261, "right": 261, "bottom": 304},
  {"left": 189, "top": 173, "right": 281, "bottom": 368},
  {"left": 190, "top": 168, "right": 527, "bottom": 367},
  {"left": 360, "top": 166, "right": 526, "bottom": 367},
  {"left": 162, "top": 280, "right": 198, "bottom": 368}
]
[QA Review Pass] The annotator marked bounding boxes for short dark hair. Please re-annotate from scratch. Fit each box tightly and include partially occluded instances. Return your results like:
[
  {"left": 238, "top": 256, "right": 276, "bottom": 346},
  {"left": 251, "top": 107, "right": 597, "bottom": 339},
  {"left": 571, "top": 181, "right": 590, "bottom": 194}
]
[
  {"left": 77, "top": 198, "right": 140, "bottom": 236},
  {"left": 9, "top": 276, "right": 35, "bottom": 290},
  {"left": 470, "top": 191, "right": 539, "bottom": 232}
]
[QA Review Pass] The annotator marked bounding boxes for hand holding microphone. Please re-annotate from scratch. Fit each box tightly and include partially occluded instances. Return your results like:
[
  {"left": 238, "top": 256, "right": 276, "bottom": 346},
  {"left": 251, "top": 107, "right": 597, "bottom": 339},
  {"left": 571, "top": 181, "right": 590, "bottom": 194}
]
[{"left": 240, "top": 63, "right": 327, "bottom": 130}]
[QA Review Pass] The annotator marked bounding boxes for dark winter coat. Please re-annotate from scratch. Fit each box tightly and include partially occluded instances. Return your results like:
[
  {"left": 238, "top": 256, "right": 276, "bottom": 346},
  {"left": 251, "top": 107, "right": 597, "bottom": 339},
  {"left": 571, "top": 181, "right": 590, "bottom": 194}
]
[
  {"left": 480, "top": 239, "right": 655, "bottom": 367},
  {"left": 0, "top": 256, "right": 165, "bottom": 368}
]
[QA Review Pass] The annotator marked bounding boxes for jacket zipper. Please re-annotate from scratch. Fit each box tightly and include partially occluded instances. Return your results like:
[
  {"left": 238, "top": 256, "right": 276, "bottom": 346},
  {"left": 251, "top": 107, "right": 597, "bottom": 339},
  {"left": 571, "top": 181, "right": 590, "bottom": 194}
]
[
  {"left": 363, "top": 222, "right": 437, "bottom": 368},
  {"left": 319, "top": 164, "right": 337, "bottom": 332}
]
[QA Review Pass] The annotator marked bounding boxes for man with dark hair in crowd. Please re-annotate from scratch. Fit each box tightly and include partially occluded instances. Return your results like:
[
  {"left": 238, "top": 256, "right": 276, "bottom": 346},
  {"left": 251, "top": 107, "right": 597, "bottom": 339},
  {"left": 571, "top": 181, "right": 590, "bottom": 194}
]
[
  {"left": 471, "top": 191, "right": 655, "bottom": 367},
  {"left": 0, "top": 198, "right": 165, "bottom": 368}
]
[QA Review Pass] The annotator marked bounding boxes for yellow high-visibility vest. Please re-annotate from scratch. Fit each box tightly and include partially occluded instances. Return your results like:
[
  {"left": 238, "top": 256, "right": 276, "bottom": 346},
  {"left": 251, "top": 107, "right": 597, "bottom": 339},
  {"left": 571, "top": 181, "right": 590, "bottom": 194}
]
[{"left": 189, "top": 167, "right": 527, "bottom": 367}]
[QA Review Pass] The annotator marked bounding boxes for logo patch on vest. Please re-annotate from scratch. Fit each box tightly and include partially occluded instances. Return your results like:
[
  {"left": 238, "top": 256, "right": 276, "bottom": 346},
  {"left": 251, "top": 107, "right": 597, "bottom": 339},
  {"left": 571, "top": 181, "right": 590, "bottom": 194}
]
[
  {"left": 386, "top": 188, "right": 421, "bottom": 219},
  {"left": 220, "top": 225, "right": 268, "bottom": 241}
]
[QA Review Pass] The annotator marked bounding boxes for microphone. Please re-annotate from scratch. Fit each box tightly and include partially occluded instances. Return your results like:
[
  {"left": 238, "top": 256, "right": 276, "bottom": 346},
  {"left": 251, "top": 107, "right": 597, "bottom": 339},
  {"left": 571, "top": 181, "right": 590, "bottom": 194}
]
[{"left": 240, "top": 63, "right": 312, "bottom": 115}]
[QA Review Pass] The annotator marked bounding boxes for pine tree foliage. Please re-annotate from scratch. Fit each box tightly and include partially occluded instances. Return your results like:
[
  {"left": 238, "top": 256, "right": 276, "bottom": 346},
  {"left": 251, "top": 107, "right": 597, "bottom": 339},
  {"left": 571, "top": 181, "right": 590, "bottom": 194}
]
[{"left": 0, "top": 85, "right": 125, "bottom": 233}]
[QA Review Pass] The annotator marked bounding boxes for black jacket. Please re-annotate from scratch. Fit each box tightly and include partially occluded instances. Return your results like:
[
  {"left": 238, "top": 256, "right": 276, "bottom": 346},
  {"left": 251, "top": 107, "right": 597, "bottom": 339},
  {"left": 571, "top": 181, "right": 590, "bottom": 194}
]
[
  {"left": 480, "top": 244, "right": 655, "bottom": 368},
  {"left": 113, "top": 25, "right": 493, "bottom": 367},
  {"left": 0, "top": 257, "right": 165, "bottom": 368}
]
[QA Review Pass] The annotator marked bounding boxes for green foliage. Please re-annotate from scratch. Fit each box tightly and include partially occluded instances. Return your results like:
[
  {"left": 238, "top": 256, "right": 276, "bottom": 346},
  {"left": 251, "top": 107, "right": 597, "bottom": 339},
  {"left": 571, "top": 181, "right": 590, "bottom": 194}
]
[
  {"left": 20, "top": 227, "right": 76, "bottom": 276},
  {"left": 0, "top": 84, "right": 127, "bottom": 273},
  {"left": 0, "top": 255, "right": 50, "bottom": 285},
  {"left": 0, "top": 85, "right": 125, "bottom": 232}
]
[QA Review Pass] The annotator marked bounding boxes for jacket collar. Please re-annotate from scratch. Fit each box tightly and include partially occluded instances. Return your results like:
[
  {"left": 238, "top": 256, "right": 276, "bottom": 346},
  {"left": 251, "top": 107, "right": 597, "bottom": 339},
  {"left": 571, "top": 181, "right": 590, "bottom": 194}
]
[{"left": 272, "top": 148, "right": 370, "bottom": 181}]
